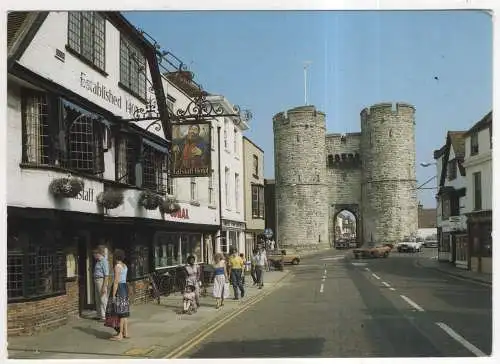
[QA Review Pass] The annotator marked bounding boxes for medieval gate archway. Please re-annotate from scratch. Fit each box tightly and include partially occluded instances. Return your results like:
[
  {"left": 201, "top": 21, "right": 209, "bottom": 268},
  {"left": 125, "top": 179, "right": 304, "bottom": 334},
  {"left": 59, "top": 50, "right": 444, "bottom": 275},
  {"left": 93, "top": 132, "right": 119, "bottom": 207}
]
[{"left": 332, "top": 204, "right": 362, "bottom": 247}]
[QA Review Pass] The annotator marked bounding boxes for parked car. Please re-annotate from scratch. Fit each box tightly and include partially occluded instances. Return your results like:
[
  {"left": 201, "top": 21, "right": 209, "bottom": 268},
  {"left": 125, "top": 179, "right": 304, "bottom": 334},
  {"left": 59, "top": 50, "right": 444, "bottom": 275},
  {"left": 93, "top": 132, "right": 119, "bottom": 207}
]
[
  {"left": 423, "top": 240, "right": 438, "bottom": 248},
  {"left": 353, "top": 244, "right": 392, "bottom": 259},
  {"left": 397, "top": 240, "right": 423, "bottom": 253},
  {"left": 268, "top": 249, "right": 301, "bottom": 265}
]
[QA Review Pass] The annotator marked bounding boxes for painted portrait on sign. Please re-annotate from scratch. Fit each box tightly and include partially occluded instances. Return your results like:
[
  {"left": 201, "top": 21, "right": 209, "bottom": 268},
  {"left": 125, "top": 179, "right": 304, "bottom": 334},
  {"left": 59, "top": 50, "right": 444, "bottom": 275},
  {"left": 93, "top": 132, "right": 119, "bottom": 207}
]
[{"left": 171, "top": 122, "right": 211, "bottom": 177}]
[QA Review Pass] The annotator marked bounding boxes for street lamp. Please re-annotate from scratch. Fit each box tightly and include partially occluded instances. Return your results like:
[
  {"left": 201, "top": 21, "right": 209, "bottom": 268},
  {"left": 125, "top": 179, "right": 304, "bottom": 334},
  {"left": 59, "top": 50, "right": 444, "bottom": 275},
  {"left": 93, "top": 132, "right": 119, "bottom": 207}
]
[{"left": 416, "top": 161, "right": 438, "bottom": 190}]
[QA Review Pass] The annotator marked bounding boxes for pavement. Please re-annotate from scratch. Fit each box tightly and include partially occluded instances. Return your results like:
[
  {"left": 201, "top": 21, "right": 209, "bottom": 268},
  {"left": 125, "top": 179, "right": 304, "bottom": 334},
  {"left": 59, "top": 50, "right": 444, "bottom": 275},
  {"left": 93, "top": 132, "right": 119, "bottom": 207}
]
[
  {"left": 178, "top": 248, "right": 492, "bottom": 358},
  {"left": 8, "top": 248, "right": 493, "bottom": 359},
  {"left": 7, "top": 269, "right": 290, "bottom": 359}
]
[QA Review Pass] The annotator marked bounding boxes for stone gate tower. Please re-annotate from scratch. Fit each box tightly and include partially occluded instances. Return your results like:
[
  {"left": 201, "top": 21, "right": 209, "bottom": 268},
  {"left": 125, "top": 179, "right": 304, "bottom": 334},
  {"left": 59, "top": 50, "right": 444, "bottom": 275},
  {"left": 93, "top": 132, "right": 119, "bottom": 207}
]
[
  {"left": 273, "top": 106, "right": 329, "bottom": 249},
  {"left": 360, "top": 103, "right": 418, "bottom": 243}
]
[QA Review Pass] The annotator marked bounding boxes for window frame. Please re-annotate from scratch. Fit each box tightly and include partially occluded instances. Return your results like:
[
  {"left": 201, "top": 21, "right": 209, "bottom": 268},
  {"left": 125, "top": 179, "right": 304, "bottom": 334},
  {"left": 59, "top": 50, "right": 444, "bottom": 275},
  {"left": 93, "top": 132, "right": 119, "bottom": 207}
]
[
  {"left": 190, "top": 177, "right": 197, "bottom": 201},
  {"left": 473, "top": 171, "right": 482, "bottom": 211},
  {"left": 225, "top": 167, "right": 230, "bottom": 208},
  {"left": 208, "top": 170, "right": 214, "bottom": 205},
  {"left": 115, "top": 132, "right": 140, "bottom": 185},
  {"left": 447, "top": 159, "right": 457, "bottom": 181},
  {"left": 235, "top": 173, "right": 240, "bottom": 212},
  {"left": 119, "top": 35, "right": 147, "bottom": 102},
  {"left": 142, "top": 143, "right": 167, "bottom": 195},
  {"left": 66, "top": 12, "right": 106, "bottom": 74},
  {"left": 251, "top": 184, "right": 265, "bottom": 219},
  {"left": 252, "top": 155, "right": 259, "bottom": 178},
  {"left": 470, "top": 132, "right": 479, "bottom": 156}
]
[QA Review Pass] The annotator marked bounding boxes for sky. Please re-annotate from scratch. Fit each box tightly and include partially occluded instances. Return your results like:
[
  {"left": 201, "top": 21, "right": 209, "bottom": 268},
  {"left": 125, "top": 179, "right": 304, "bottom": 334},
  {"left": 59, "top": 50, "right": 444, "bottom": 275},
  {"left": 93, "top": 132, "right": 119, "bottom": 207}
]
[{"left": 124, "top": 10, "right": 492, "bottom": 208}]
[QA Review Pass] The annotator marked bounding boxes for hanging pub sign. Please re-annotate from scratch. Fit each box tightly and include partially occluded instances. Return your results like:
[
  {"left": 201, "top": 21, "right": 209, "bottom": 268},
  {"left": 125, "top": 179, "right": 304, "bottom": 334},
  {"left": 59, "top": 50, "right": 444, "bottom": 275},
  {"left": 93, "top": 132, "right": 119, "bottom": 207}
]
[{"left": 170, "top": 121, "right": 212, "bottom": 177}]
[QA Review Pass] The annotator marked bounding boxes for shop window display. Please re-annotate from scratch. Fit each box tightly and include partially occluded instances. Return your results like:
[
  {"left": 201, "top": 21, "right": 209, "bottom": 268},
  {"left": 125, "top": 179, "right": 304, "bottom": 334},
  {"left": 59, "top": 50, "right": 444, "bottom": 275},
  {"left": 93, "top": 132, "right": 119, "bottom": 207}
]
[{"left": 154, "top": 233, "right": 179, "bottom": 268}]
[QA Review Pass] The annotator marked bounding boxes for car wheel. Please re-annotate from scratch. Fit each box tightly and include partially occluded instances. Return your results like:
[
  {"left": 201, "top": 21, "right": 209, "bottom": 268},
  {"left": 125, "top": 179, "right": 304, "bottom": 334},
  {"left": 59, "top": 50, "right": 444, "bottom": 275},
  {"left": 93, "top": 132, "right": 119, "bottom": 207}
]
[{"left": 292, "top": 258, "right": 300, "bottom": 265}]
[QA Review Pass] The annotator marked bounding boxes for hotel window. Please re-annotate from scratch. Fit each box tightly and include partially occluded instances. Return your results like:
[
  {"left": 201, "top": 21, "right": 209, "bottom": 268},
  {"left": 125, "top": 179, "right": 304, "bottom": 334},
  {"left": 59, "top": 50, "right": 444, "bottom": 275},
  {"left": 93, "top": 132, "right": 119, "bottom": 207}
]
[
  {"left": 67, "top": 12, "right": 105, "bottom": 72},
  {"left": 116, "top": 133, "right": 139, "bottom": 185},
  {"left": 209, "top": 170, "right": 214, "bottom": 205},
  {"left": 225, "top": 167, "right": 230, "bottom": 207},
  {"left": 167, "top": 176, "right": 175, "bottom": 195},
  {"left": 235, "top": 173, "right": 240, "bottom": 212},
  {"left": 470, "top": 132, "right": 479, "bottom": 156},
  {"left": 21, "top": 90, "right": 50, "bottom": 165},
  {"left": 251, "top": 184, "right": 265, "bottom": 218},
  {"left": 253, "top": 155, "right": 259, "bottom": 177},
  {"left": 142, "top": 143, "right": 167, "bottom": 194},
  {"left": 120, "top": 36, "right": 147, "bottom": 100},
  {"left": 474, "top": 172, "right": 482, "bottom": 211},
  {"left": 190, "top": 177, "right": 197, "bottom": 201},
  {"left": 62, "top": 100, "right": 105, "bottom": 177},
  {"left": 7, "top": 228, "right": 66, "bottom": 301}
]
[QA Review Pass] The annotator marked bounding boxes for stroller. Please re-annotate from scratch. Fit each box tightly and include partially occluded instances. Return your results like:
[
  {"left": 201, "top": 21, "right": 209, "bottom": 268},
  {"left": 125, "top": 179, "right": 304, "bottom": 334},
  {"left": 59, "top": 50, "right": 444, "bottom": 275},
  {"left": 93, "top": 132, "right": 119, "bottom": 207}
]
[{"left": 182, "top": 284, "right": 197, "bottom": 315}]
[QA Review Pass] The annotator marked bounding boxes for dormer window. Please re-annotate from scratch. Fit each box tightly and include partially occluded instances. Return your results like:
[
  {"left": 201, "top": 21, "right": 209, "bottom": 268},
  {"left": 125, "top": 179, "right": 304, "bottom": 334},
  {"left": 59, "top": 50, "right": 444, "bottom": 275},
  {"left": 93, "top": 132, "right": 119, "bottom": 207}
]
[
  {"left": 67, "top": 12, "right": 106, "bottom": 73},
  {"left": 447, "top": 159, "right": 457, "bottom": 181},
  {"left": 470, "top": 132, "right": 479, "bottom": 156},
  {"left": 120, "top": 36, "right": 147, "bottom": 100}
]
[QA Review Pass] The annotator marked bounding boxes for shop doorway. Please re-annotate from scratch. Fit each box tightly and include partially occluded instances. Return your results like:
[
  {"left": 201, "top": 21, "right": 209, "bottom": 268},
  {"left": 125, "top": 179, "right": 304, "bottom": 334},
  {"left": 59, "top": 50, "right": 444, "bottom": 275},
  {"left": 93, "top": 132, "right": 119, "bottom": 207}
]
[{"left": 77, "top": 233, "right": 94, "bottom": 312}]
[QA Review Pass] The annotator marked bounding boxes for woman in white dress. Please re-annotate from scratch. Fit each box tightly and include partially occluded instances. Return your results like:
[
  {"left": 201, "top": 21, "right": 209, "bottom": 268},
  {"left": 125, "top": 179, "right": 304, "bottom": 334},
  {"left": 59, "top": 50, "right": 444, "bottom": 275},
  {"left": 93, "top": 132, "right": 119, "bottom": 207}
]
[{"left": 212, "top": 253, "right": 229, "bottom": 309}]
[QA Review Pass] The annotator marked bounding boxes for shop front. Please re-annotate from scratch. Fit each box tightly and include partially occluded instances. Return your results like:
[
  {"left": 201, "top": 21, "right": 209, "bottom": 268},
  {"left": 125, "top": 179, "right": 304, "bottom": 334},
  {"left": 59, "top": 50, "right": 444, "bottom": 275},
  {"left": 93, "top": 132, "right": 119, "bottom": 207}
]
[
  {"left": 467, "top": 210, "right": 492, "bottom": 274},
  {"left": 219, "top": 219, "right": 246, "bottom": 255}
]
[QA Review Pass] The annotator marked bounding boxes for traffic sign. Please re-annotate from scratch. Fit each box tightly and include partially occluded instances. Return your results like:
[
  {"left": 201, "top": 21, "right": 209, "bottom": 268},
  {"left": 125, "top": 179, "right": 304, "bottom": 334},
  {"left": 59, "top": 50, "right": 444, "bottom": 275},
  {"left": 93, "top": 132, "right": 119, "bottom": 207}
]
[{"left": 264, "top": 228, "right": 273, "bottom": 238}]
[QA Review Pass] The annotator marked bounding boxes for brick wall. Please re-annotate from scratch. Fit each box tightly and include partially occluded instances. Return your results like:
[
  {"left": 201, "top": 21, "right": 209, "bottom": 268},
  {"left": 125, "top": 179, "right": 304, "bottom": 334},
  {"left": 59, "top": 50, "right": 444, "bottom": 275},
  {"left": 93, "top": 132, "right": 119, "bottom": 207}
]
[
  {"left": 128, "top": 278, "right": 153, "bottom": 305},
  {"left": 7, "top": 279, "right": 79, "bottom": 336}
]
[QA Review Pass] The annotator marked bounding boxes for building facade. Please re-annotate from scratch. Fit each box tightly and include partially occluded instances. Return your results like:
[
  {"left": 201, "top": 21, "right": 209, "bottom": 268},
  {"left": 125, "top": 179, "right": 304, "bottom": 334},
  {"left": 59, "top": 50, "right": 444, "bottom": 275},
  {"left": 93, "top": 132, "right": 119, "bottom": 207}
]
[
  {"left": 433, "top": 131, "right": 468, "bottom": 267},
  {"left": 273, "top": 103, "right": 418, "bottom": 249},
  {"left": 264, "top": 179, "right": 276, "bottom": 242},
  {"left": 6, "top": 11, "right": 223, "bottom": 335},
  {"left": 417, "top": 203, "right": 437, "bottom": 241},
  {"left": 242, "top": 137, "right": 265, "bottom": 256},
  {"left": 208, "top": 96, "right": 249, "bottom": 255},
  {"left": 463, "top": 112, "right": 492, "bottom": 274}
]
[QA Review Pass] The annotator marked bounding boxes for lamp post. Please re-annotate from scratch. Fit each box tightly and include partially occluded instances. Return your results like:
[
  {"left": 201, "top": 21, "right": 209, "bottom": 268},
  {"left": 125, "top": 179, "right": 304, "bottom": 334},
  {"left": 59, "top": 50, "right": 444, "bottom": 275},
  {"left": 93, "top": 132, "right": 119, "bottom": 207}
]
[{"left": 417, "top": 162, "right": 438, "bottom": 190}]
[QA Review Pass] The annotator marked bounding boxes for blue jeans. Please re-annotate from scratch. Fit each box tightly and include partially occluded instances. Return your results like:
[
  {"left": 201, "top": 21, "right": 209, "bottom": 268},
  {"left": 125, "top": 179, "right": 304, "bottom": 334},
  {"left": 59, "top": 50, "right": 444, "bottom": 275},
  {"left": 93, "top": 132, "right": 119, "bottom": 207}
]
[{"left": 230, "top": 269, "right": 245, "bottom": 298}]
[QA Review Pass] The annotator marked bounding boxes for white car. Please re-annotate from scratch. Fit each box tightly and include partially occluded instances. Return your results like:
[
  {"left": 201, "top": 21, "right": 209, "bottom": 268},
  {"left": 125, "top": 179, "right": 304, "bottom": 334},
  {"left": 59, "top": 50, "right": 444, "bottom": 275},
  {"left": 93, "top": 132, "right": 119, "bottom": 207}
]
[{"left": 397, "top": 239, "right": 423, "bottom": 253}]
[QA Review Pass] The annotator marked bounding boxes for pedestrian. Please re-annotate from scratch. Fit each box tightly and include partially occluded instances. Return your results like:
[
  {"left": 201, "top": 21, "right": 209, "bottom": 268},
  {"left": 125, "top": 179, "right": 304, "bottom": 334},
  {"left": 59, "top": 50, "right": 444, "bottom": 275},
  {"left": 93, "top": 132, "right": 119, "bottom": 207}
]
[
  {"left": 182, "top": 284, "right": 197, "bottom": 314},
  {"left": 254, "top": 247, "right": 267, "bottom": 289},
  {"left": 239, "top": 253, "right": 247, "bottom": 286},
  {"left": 104, "top": 249, "right": 130, "bottom": 340},
  {"left": 212, "top": 253, "right": 229, "bottom": 309},
  {"left": 228, "top": 248, "right": 245, "bottom": 300},
  {"left": 250, "top": 248, "right": 259, "bottom": 285},
  {"left": 184, "top": 255, "right": 201, "bottom": 310},
  {"left": 93, "top": 245, "right": 110, "bottom": 321}
]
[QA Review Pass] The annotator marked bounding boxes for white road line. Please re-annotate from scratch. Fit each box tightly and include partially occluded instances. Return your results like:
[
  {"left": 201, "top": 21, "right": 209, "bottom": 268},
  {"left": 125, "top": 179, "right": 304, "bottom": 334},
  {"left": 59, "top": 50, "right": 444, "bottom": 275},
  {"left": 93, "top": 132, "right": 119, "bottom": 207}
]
[
  {"left": 400, "top": 295, "right": 425, "bottom": 312},
  {"left": 389, "top": 287, "right": 396, "bottom": 291},
  {"left": 324, "top": 269, "right": 327, "bottom": 274},
  {"left": 436, "top": 322, "right": 486, "bottom": 357},
  {"left": 320, "top": 283, "right": 324, "bottom": 293},
  {"left": 365, "top": 267, "right": 371, "bottom": 271},
  {"left": 381, "top": 281, "right": 391, "bottom": 288},
  {"left": 371, "top": 273, "right": 381, "bottom": 280}
]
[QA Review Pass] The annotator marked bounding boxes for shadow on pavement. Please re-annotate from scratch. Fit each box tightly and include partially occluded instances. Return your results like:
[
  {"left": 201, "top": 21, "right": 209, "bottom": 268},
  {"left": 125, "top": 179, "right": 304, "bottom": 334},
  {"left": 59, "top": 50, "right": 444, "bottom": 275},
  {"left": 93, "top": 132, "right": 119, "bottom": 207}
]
[
  {"left": 73, "top": 326, "right": 111, "bottom": 340},
  {"left": 189, "top": 337, "right": 326, "bottom": 358}
]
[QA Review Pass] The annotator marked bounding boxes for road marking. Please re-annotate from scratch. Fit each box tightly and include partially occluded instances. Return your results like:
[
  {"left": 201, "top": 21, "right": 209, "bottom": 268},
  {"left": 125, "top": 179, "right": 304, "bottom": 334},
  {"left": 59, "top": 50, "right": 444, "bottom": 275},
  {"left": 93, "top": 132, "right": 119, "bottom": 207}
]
[
  {"left": 165, "top": 272, "right": 291, "bottom": 358},
  {"left": 389, "top": 287, "right": 396, "bottom": 291},
  {"left": 400, "top": 295, "right": 425, "bottom": 312},
  {"left": 365, "top": 267, "right": 371, "bottom": 271},
  {"left": 351, "top": 262, "right": 367, "bottom": 266},
  {"left": 436, "top": 322, "right": 486, "bottom": 357},
  {"left": 320, "top": 283, "right": 324, "bottom": 293},
  {"left": 371, "top": 273, "right": 381, "bottom": 280},
  {"left": 381, "top": 281, "right": 391, "bottom": 288},
  {"left": 321, "top": 256, "right": 344, "bottom": 261},
  {"left": 324, "top": 269, "right": 327, "bottom": 274}
]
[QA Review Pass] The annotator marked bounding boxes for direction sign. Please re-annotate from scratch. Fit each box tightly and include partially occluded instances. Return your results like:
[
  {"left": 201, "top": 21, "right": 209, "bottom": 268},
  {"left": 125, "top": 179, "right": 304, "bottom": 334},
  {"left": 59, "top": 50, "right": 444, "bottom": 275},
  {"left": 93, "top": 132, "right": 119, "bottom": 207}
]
[{"left": 264, "top": 228, "right": 273, "bottom": 238}]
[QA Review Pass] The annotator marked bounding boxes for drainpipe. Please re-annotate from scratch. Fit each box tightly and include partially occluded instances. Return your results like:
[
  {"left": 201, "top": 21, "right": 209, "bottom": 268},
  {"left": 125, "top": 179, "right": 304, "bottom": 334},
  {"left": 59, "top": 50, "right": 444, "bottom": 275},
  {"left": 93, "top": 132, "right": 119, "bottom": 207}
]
[{"left": 217, "top": 125, "right": 223, "bottom": 252}]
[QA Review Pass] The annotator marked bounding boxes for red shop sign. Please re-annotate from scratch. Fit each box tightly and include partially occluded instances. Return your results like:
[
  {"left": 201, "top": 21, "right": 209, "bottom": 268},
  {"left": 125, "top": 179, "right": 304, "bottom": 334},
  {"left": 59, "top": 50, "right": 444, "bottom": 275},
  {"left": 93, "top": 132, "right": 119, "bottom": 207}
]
[{"left": 170, "top": 208, "right": 189, "bottom": 220}]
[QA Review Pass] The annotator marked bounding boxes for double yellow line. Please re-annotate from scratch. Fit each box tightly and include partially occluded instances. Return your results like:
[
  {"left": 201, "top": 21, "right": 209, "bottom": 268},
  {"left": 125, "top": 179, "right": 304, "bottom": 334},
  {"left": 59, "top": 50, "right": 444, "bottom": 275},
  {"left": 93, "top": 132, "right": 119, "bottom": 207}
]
[{"left": 164, "top": 271, "right": 292, "bottom": 359}]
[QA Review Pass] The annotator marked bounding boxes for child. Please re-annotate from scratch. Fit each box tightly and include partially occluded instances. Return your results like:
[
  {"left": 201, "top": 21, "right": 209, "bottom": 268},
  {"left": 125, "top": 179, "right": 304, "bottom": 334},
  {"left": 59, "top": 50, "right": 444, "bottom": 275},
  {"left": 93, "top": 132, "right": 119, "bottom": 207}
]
[{"left": 183, "top": 284, "right": 197, "bottom": 314}]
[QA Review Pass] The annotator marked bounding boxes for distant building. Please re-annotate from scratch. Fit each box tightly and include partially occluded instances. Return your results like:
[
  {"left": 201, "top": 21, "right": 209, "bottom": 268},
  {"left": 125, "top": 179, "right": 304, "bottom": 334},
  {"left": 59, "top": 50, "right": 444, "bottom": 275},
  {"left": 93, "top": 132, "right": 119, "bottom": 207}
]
[
  {"left": 463, "top": 111, "right": 492, "bottom": 274},
  {"left": 434, "top": 131, "right": 468, "bottom": 267},
  {"left": 243, "top": 137, "right": 265, "bottom": 255},
  {"left": 417, "top": 203, "right": 437, "bottom": 240}
]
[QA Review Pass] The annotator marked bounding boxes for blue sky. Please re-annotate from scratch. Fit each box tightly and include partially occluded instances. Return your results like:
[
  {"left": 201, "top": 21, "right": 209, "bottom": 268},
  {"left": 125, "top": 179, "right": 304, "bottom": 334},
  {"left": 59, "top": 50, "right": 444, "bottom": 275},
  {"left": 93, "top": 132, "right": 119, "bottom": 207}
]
[{"left": 124, "top": 10, "right": 492, "bottom": 208}]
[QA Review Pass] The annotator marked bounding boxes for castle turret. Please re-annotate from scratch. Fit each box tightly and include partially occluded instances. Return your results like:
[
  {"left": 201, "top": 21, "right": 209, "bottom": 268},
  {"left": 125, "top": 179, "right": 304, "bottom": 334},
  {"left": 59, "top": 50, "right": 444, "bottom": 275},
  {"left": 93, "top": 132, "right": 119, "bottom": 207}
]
[
  {"left": 360, "top": 102, "right": 418, "bottom": 244},
  {"left": 273, "top": 106, "right": 329, "bottom": 249}
]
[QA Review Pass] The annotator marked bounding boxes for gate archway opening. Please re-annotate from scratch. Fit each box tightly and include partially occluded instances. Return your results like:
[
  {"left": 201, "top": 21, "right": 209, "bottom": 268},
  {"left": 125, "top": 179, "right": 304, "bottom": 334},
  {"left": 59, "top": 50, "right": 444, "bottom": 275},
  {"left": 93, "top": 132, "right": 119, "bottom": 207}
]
[{"left": 333, "top": 209, "right": 359, "bottom": 249}]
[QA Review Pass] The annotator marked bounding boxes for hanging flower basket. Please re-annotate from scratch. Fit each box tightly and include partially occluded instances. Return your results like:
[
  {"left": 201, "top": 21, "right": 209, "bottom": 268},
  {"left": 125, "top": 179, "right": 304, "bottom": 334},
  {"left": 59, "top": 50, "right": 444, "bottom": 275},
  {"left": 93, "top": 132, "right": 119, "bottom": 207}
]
[
  {"left": 97, "top": 189, "right": 124, "bottom": 210},
  {"left": 138, "top": 190, "right": 162, "bottom": 210},
  {"left": 159, "top": 198, "right": 181, "bottom": 214},
  {"left": 49, "top": 177, "right": 84, "bottom": 198}
]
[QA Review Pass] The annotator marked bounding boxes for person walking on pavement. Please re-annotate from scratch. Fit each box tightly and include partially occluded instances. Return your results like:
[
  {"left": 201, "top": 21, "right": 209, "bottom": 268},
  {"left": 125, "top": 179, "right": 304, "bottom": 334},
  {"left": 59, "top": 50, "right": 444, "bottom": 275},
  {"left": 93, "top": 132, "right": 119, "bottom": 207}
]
[
  {"left": 254, "top": 247, "right": 268, "bottom": 289},
  {"left": 212, "top": 253, "right": 229, "bottom": 309},
  {"left": 250, "top": 248, "right": 259, "bottom": 286},
  {"left": 93, "top": 246, "right": 110, "bottom": 321},
  {"left": 104, "top": 249, "right": 130, "bottom": 340},
  {"left": 184, "top": 255, "right": 201, "bottom": 310},
  {"left": 228, "top": 248, "right": 245, "bottom": 300}
]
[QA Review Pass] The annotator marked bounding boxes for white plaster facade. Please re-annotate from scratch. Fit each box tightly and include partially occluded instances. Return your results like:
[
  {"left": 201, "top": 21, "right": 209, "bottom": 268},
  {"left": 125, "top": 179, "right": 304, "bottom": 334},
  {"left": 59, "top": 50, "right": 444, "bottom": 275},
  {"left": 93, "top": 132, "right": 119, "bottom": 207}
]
[{"left": 208, "top": 95, "right": 249, "bottom": 255}]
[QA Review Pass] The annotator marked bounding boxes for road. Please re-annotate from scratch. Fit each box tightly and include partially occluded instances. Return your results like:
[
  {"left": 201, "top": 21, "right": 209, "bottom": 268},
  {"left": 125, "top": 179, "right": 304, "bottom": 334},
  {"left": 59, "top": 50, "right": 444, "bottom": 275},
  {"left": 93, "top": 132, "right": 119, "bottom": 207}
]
[{"left": 181, "top": 248, "right": 492, "bottom": 358}]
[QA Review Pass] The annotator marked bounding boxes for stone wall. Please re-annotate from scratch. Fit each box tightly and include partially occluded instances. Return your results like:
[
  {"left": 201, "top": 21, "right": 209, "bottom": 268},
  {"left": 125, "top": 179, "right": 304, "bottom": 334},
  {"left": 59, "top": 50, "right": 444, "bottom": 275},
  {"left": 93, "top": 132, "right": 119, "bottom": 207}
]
[
  {"left": 360, "top": 102, "right": 418, "bottom": 244},
  {"left": 273, "top": 106, "right": 329, "bottom": 248}
]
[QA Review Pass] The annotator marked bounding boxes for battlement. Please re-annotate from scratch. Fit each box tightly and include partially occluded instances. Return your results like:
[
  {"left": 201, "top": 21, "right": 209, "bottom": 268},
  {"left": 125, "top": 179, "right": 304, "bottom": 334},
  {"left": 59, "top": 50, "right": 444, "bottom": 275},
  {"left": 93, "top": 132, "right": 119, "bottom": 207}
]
[
  {"left": 326, "top": 132, "right": 362, "bottom": 138},
  {"left": 360, "top": 102, "right": 415, "bottom": 122},
  {"left": 273, "top": 105, "right": 326, "bottom": 127}
]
